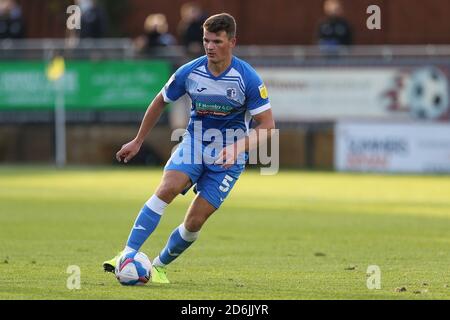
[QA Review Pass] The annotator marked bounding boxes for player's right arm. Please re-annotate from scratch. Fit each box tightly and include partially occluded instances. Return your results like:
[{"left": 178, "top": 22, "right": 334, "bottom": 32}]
[
  {"left": 116, "top": 60, "right": 193, "bottom": 163},
  {"left": 116, "top": 93, "right": 167, "bottom": 163}
]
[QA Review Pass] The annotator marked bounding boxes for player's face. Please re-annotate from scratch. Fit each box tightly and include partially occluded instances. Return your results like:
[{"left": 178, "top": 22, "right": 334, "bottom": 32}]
[{"left": 203, "top": 29, "right": 236, "bottom": 64}]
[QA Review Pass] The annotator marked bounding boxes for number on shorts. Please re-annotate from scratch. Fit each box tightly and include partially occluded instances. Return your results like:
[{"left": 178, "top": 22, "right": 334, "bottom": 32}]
[{"left": 219, "top": 175, "right": 234, "bottom": 193}]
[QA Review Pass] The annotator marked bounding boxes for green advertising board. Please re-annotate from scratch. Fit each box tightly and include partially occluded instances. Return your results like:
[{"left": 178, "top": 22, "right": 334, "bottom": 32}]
[{"left": 0, "top": 60, "right": 171, "bottom": 110}]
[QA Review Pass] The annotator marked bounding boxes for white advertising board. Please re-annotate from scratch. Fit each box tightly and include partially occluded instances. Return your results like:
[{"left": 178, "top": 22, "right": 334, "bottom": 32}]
[
  {"left": 257, "top": 66, "right": 449, "bottom": 121},
  {"left": 335, "top": 122, "right": 450, "bottom": 173}
]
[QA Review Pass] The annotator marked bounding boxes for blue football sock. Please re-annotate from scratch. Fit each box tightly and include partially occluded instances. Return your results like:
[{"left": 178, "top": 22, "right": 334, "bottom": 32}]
[
  {"left": 126, "top": 195, "right": 167, "bottom": 251},
  {"left": 156, "top": 224, "right": 199, "bottom": 266}
]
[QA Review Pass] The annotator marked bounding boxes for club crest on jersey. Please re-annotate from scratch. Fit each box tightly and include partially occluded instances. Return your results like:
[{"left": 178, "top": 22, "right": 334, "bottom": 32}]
[
  {"left": 258, "top": 84, "right": 268, "bottom": 99},
  {"left": 226, "top": 88, "right": 237, "bottom": 99}
]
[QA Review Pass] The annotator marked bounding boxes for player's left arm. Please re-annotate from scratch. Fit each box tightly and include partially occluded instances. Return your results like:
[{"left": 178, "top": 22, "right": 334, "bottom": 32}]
[
  {"left": 243, "top": 107, "right": 276, "bottom": 151},
  {"left": 216, "top": 109, "right": 276, "bottom": 168},
  {"left": 216, "top": 69, "right": 275, "bottom": 168}
]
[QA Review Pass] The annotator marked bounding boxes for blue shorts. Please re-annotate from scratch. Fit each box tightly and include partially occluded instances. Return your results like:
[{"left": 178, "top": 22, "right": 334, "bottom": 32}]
[{"left": 164, "top": 137, "right": 245, "bottom": 209}]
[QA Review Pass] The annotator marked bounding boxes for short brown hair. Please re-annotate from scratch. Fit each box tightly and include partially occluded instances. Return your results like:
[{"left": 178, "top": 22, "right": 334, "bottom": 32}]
[{"left": 203, "top": 13, "right": 236, "bottom": 38}]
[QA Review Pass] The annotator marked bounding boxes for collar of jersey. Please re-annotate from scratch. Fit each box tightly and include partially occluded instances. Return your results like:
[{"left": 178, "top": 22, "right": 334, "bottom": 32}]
[{"left": 204, "top": 56, "right": 235, "bottom": 80}]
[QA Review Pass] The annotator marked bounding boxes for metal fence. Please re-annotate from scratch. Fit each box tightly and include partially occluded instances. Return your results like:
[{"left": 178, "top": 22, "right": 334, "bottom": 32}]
[
  {"left": 2, "top": 38, "right": 450, "bottom": 61},
  {"left": 1, "top": 38, "right": 449, "bottom": 125},
  {"left": 1, "top": 39, "right": 449, "bottom": 168}
]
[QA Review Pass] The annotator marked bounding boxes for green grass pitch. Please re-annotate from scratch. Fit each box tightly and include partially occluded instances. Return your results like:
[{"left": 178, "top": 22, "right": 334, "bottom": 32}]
[{"left": 0, "top": 166, "right": 449, "bottom": 299}]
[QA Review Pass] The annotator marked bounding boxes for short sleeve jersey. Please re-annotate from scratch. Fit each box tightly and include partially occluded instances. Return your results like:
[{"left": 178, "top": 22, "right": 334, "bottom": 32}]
[{"left": 161, "top": 55, "right": 271, "bottom": 143}]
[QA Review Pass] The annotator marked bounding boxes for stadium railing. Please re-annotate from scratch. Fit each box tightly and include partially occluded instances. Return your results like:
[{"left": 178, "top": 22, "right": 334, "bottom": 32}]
[
  {"left": 1, "top": 39, "right": 449, "bottom": 168},
  {"left": 2, "top": 38, "right": 450, "bottom": 60}
]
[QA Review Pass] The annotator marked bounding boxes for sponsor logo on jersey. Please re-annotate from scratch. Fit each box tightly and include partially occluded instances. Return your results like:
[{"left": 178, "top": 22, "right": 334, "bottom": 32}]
[{"left": 195, "top": 101, "right": 234, "bottom": 116}]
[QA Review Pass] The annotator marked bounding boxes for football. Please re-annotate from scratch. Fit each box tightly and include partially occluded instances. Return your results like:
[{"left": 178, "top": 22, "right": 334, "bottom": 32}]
[
  {"left": 115, "top": 251, "right": 152, "bottom": 286},
  {"left": 407, "top": 66, "right": 449, "bottom": 120}
]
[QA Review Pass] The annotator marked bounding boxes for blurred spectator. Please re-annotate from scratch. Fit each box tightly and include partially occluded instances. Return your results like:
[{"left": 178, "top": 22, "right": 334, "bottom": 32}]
[
  {"left": 75, "top": 0, "right": 108, "bottom": 38},
  {"left": 177, "top": 2, "right": 207, "bottom": 56},
  {"left": 0, "top": 0, "right": 24, "bottom": 39},
  {"left": 316, "top": 0, "right": 352, "bottom": 53},
  {"left": 134, "top": 13, "right": 176, "bottom": 54}
]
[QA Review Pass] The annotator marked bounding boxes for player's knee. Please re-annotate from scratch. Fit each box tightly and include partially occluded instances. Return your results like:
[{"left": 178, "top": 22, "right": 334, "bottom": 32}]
[
  {"left": 184, "top": 216, "right": 205, "bottom": 232},
  {"left": 156, "top": 182, "right": 184, "bottom": 201},
  {"left": 156, "top": 185, "right": 177, "bottom": 200}
]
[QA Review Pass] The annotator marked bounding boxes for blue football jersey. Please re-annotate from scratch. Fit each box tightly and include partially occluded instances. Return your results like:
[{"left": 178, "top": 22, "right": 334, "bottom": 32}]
[{"left": 160, "top": 55, "right": 271, "bottom": 145}]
